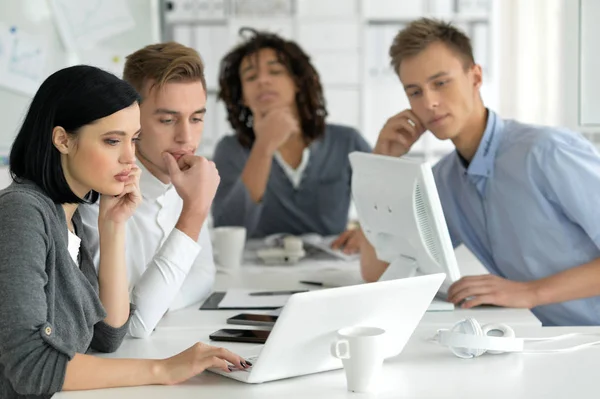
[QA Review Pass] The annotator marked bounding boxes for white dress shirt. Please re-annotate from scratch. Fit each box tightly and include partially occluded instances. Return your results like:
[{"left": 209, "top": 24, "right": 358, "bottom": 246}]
[
  {"left": 79, "top": 161, "right": 216, "bottom": 338},
  {"left": 67, "top": 230, "right": 80, "bottom": 266},
  {"left": 273, "top": 148, "right": 311, "bottom": 189}
]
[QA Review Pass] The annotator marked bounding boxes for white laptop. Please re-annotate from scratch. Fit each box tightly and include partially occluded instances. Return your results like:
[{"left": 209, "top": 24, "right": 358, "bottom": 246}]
[
  {"left": 301, "top": 269, "right": 454, "bottom": 311},
  {"left": 208, "top": 273, "right": 445, "bottom": 383}
]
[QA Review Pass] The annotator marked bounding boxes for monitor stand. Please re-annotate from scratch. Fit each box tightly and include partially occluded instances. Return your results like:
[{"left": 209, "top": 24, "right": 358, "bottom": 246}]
[
  {"left": 378, "top": 256, "right": 451, "bottom": 299},
  {"left": 379, "top": 256, "right": 419, "bottom": 281}
]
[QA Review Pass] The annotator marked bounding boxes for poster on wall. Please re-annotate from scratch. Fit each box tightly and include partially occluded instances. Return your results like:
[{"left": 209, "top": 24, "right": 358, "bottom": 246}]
[
  {"left": 0, "top": 23, "right": 47, "bottom": 96},
  {"left": 49, "top": 0, "right": 135, "bottom": 51}
]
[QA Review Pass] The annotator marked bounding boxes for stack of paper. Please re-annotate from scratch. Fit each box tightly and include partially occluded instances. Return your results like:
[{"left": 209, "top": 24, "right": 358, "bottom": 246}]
[{"left": 218, "top": 289, "right": 293, "bottom": 309}]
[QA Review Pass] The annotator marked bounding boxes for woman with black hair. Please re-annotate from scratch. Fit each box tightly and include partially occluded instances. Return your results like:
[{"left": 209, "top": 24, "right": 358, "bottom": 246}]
[
  {"left": 213, "top": 29, "right": 372, "bottom": 253},
  {"left": 0, "top": 65, "right": 247, "bottom": 399}
]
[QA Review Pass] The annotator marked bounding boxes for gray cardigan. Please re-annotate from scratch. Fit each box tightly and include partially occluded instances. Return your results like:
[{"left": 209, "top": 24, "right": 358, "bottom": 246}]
[
  {"left": 0, "top": 181, "right": 132, "bottom": 399},
  {"left": 212, "top": 124, "right": 372, "bottom": 238}
]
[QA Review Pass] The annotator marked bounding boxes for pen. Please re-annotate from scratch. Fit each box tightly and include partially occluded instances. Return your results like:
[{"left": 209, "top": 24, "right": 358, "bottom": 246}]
[
  {"left": 299, "top": 280, "right": 323, "bottom": 286},
  {"left": 249, "top": 290, "right": 308, "bottom": 296}
]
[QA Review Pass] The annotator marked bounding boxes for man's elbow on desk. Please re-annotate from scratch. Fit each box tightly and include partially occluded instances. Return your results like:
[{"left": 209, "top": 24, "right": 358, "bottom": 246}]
[{"left": 128, "top": 316, "right": 154, "bottom": 339}]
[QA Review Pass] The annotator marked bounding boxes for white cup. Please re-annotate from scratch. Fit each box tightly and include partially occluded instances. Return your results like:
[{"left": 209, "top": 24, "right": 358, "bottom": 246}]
[
  {"left": 213, "top": 227, "right": 246, "bottom": 271},
  {"left": 331, "top": 326, "right": 386, "bottom": 393}
]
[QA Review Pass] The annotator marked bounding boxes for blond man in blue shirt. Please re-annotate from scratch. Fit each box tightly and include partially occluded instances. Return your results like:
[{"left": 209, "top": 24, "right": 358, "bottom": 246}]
[{"left": 361, "top": 18, "right": 600, "bottom": 326}]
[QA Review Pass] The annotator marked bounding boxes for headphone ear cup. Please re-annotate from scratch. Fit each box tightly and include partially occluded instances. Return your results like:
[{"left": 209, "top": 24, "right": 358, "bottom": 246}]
[
  {"left": 481, "top": 323, "right": 515, "bottom": 354},
  {"left": 448, "top": 318, "right": 487, "bottom": 359}
]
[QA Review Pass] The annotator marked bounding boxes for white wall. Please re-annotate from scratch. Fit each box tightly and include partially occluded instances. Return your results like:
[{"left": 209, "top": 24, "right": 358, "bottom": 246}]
[
  {"left": 496, "top": 0, "right": 564, "bottom": 126},
  {"left": 0, "top": 0, "right": 161, "bottom": 152},
  {"left": 163, "top": 0, "right": 497, "bottom": 163},
  {"left": 0, "top": 167, "right": 11, "bottom": 190},
  {"left": 562, "top": 0, "right": 600, "bottom": 148}
]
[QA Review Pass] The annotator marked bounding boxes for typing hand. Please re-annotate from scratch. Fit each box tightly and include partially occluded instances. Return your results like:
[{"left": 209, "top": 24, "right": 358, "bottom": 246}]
[
  {"left": 330, "top": 228, "right": 363, "bottom": 254},
  {"left": 163, "top": 152, "right": 220, "bottom": 216},
  {"left": 158, "top": 343, "right": 251, "bottom": 385},
  {"left": 98, "top": 165, "right": 142, "bottom": 225},
  {"left": 374, "top": 109, "right": 426, "bottom": 157},
  {"left": 447, "top": 275, "right": 539, "bottom": 309}
]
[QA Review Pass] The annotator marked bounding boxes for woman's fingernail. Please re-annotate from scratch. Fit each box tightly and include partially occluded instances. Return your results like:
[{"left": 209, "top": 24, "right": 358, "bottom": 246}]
[
  {"left": 227, "top": 365, "right": 235, "bottom": 372},
  {"left": 245, "top": 360, "right": 253, "bottom": 366}
]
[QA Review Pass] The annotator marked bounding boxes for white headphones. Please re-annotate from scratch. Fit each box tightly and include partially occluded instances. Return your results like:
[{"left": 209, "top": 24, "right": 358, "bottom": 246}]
[{"left": 433, "top": 318, "right": 600, "bottom": 359}]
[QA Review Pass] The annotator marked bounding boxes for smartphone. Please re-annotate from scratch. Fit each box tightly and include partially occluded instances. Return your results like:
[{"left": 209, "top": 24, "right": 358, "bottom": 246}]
[
  {"left": 209, "top": 328, "right": 271, "bottom": 344},
  {"left": 227, "top": 313, "right": 278, "bottom": 327}
]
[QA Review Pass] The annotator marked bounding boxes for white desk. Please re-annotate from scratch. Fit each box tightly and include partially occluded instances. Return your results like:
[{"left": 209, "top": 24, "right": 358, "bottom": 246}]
[
  {"left": 155, "top": 249, "right": 540, "bottom": 331},
  {"left": 55, "top": 325, "right": 600, "bottom": 399},
  {"left": 156, "top": 265, "right": 540, "bottom": 331},
  {"left": 55, "top": 247, "right": 549, "bottom": 398}
]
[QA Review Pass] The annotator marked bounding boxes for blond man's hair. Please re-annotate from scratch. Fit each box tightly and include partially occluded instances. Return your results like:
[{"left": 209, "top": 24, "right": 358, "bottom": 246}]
[
  {"left": 123, "top": 42, "right": 206, "bottom": 97},
  {"left": 389, "top": 18, "right": 475, "bottom": 74}
]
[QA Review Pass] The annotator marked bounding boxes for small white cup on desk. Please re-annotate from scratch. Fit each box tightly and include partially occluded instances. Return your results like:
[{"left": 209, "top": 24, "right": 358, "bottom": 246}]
[
  {"left": 213, "top": 226, "right": 246, "bottom": 272},
  {"left": 331, "top": 326, "right": 386, "bottom": 393}
]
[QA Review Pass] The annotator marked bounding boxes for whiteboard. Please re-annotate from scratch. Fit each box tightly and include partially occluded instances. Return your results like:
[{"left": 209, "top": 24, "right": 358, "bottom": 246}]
[
  {"left": 0, "top": 0, "right": 160, "bottom": 154},
  {"left": 579, "top": 0, "right": 600, "bottom": 126}
]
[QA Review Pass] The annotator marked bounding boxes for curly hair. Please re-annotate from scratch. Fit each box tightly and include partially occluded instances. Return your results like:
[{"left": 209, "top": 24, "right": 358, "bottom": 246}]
[{"left": 218, "top": 28, "right": 327, "bottom": 148}]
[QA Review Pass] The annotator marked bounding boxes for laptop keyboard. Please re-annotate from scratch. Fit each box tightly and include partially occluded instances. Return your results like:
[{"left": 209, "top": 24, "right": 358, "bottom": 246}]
[{"left": 229, "top": 354, "right": 259, "bottom": 373}]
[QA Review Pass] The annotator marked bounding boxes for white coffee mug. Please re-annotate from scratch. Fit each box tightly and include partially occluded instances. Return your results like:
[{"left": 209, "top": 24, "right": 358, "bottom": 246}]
[
  {"left": 212, "top": 226, "right": 246, "bottom": 271},
  {"left": 331, "top": 326, "right": 386, "bottom": 393}
]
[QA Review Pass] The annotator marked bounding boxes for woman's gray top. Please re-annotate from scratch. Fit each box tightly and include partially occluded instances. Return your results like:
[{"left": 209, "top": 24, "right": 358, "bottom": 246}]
[
  {"left": 0, "top": 181, "right": 132, "bottom": 398},
  {"left": 212, "top": 124, "right": 372, "bottom": 238}
]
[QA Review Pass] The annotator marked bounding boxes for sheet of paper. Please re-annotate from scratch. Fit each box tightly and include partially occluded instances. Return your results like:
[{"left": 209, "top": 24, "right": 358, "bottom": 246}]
[
  {"left": 79, "top": 46, "right": 127, "bottom": 78},
  {"left": 301, "top": 269, "right": 364, "bottom": 288},
  {"left": 301, "top": 234, "right": 360, "bottom": 262},
  {"left": 218, "top": 289, "right": 292, "bottom": 309},
  {"left": 0, "top": 23, "right": 47, "bottom": 96},
  {"left": 49, "top": 0, "right": 135, "bottom": 50}
]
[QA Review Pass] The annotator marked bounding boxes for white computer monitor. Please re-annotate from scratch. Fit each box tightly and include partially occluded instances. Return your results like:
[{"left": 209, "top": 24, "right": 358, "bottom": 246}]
[{"left": 349, "top": 152, "right": 460, "bottom": 294}]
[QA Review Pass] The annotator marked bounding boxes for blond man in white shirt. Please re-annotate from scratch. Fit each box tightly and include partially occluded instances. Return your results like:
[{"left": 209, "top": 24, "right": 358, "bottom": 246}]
[{"left": 81, "top": 42, "right": 219, "bottom": 338}]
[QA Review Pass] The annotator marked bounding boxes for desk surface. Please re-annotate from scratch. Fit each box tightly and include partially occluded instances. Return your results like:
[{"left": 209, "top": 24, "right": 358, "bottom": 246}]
[
  {"left": 56, "top": 325, "right": 600, "bottom": 399},
  {"left": 156, "top": 265, "right": 541, "bottom": 331},
  {"left": 55, "top": 248, "right": 553, "bottom": 399},
  {"left": 157, "top": 251, "right": 540, "bottom": 330}
]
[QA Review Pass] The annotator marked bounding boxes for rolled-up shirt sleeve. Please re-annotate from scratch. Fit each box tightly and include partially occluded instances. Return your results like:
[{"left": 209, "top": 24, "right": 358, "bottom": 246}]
[{"left": 91, "top": 304, "right": 136, "bottom": 352}]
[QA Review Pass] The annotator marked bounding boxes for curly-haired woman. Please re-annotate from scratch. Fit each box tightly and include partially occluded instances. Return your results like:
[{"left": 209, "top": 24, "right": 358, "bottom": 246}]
[{"left": 212, "top": 28, "right": 371, "bottom": 253}]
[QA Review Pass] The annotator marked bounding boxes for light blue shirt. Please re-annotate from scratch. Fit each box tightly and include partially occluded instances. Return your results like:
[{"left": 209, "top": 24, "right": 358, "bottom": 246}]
[{"left": 433, "top": 110, "right": 600, "bottom": 326}]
